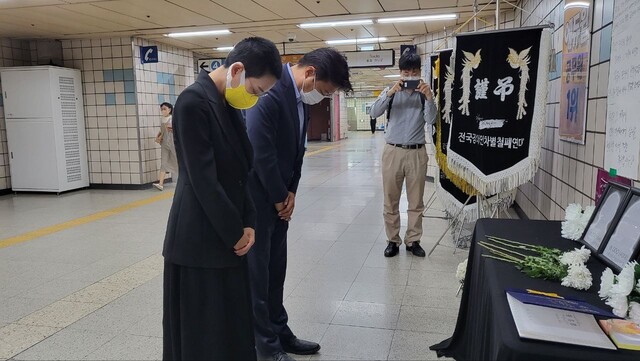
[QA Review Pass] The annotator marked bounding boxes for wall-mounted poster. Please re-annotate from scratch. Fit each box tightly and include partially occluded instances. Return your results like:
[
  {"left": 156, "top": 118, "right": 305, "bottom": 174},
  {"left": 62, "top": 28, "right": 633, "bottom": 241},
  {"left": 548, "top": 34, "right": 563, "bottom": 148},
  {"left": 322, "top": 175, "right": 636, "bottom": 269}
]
[{"left": 559, "top": 0, "right": 591, "bottom": 144}]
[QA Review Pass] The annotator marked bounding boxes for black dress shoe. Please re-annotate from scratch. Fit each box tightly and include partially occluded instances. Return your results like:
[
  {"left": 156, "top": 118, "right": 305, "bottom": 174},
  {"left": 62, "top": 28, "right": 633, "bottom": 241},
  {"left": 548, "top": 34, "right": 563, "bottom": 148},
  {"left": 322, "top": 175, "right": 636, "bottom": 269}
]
[
  {"left": 281, "top": 337, "right": 321, "bottom": 355},
  {"left": 272, "top": 351, "right": 296, "bottom": 361},
  {"left": 384, "top": 242, "right": 399, "bottom": 257},
  {"left": 406, "top": 242, "right": 426, "bottom": 257}
]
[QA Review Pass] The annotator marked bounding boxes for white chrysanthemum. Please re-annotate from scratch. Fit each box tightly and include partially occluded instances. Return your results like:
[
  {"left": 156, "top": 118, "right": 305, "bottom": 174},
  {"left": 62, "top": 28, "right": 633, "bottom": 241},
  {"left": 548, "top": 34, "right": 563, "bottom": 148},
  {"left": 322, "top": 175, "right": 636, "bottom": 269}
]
[
  {"left": 599, "top": 268, "right": 615, "bottom": 299},
  {"left": 560, "top": 246, "right": 591, "bottom": 266},
  {"left": 581, "top": 205, "right": 595, "bottom": 223},
  {"left": 611, "top": 262, "right": 638, "bottom": 297},
  {"left": 561, "top": 219, "right": 584, "bottom": 240},
  {"left": 629, "top": 302, "right": 640, "bottom": 324},
  {"left": 456, "top": 259, "right": 467, "bottom": 283},
  {"left": 637, "top": 278, "right": 640, "bottom": 294},
  {"left": 564, "top": 204, "right": 583, "bottom": 221},
  {"left": 561, "top": 263, "right": 593, "bottom": 290},
  {"left": 605, "top": 294, "right": 629, "bottom": 318}
]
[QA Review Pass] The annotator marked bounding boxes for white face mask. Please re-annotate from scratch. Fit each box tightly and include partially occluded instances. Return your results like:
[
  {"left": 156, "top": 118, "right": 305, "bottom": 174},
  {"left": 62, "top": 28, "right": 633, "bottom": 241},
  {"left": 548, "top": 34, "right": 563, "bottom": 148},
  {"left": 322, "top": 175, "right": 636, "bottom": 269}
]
[{"left": 299, "top": 75, "right": 325, "bottom": 105}]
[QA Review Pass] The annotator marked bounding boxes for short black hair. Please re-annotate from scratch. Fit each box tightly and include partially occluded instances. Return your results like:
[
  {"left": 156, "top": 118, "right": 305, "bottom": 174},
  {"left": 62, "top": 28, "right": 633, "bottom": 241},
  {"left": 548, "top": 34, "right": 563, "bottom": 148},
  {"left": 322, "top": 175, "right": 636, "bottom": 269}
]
[
  {"left": 399, "top": 53, "right": 421, "bottom": 71},
  {"left": 298, "top": 48, "right": 352, "bottom": 92},
  {"left": 225, "top": 37, "right": 282, "bottom": 79},
  {"left": 160, "top": 102, "right": 173, "bottom": 114}
]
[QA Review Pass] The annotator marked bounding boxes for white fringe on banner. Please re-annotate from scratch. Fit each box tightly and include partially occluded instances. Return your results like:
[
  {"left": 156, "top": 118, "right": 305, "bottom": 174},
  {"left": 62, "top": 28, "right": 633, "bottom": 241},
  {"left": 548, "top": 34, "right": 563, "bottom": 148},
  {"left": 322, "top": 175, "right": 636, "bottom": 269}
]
[
  {"left": 435, "top": 171, "right": 518, "bottom": 223},
  {"left": 446, "top": 29, "right": 552, "bottom": 196}
]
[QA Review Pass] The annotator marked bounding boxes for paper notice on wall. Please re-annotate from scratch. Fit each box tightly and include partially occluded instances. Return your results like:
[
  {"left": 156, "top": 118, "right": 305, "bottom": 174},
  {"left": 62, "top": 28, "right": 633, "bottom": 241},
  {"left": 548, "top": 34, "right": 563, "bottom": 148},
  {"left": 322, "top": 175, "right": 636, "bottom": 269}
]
[{"left": 604, "top": 0, "right": 640, "bottom": 179}]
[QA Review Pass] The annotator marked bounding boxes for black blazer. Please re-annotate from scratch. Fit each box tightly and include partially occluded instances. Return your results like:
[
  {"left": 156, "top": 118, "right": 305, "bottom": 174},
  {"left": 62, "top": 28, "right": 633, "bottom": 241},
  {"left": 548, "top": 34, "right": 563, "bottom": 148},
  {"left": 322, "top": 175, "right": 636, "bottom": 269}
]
[
  {"left": 163, "top": 70, "right": 256, "bottom": 269},
  {"left": 245, "top": 64, "right": 308, "bottom": 206}
]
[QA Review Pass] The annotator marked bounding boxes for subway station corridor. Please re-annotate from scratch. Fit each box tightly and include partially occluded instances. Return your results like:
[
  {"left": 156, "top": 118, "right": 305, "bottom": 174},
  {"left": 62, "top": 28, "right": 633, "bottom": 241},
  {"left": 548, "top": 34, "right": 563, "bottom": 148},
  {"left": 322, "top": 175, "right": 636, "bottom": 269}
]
[{"left": 0, "top": 132, "right": 464, "bottom": 361}]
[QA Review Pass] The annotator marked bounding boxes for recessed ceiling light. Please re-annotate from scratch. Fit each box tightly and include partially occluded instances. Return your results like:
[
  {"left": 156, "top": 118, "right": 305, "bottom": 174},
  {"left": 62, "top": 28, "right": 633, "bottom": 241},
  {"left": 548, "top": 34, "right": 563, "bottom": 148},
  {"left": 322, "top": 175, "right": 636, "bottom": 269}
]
[
  {"left": 377, "top": 14, "right": 458, "bottom": 23},
  {"left": 216, "top": 46, "right": 234, "bottom": 51},
  {"left": 299, "top": 19, "right": 373, "bottom": 28},
  {"left": 166, "top": 29, "right": 231, "bottom": 37},
  {"left": 326, "top": 37, "right": 387, "bottom": 45}
]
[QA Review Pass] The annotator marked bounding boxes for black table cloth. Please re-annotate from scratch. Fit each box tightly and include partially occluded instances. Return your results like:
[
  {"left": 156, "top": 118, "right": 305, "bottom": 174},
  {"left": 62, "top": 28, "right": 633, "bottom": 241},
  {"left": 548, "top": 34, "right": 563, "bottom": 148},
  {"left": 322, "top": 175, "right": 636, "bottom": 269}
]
[{"left": 430, "top": 219, "right": 638, "bottom": 360}]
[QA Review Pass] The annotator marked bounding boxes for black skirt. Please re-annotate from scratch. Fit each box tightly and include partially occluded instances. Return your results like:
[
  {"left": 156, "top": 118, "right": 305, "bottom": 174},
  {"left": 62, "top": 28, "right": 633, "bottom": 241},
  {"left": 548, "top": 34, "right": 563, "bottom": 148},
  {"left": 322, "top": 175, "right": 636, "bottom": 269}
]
[{"left": 163, "top": 260, "right": 257, "bottom": 361}]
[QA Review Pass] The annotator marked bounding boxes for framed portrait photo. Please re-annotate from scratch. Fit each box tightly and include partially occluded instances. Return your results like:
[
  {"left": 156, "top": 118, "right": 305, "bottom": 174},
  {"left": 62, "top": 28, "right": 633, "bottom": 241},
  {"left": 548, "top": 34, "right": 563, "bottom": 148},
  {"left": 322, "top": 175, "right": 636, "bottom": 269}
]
[
  {"left": 600, "top": 189, "right": 640, "bottom": 272},
  {"left": 581, "top": 182, "right": 629, "bottom": 253}
]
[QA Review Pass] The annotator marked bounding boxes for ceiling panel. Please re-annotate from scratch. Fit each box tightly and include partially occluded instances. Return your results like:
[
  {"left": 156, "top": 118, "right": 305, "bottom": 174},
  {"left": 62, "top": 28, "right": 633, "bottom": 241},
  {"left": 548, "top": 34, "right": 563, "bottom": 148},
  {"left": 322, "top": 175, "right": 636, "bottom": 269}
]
[
  {"left": 336, "top": 0, "right": 384, "bottom": 14},
  {"left": 166, "top": 0, "right": 249, "bottom": 24},
  {"left": 419, "top": 0, "right": 458, "bottom": 8},
  {"left": 363, "top": 24, "right": 400, "bottom": 37},
  {"left": 426, "top": 19, "right": 459, "bottom": 33},
  {"left": 392, "top": 23, "right": 427, "bottom": 36},
  {"left": 0, "top": 0, "right": 65, "bottom": 8},
  {"left": 210, "top": 0, "right": 282, "bottom": 22},
  {"left": 295, "top": 0, "right": 349, "bottom": 16},
  {"left": 0, "top": 8, "right": 114, "bottom": 35},
  {"left": 94, "top": 0, "right": 217, "bottom": 28},
  {"left": 58, "top": 3, "right": 163, "bottom": 28},
  {"left": 253, "top": 0, "right": 315, "bottom": 19},
  {"left": 303, "top": 27, "right": 350, "bottom": 42},
  {"left": 334, "top": 25, "right": 374, "bottom": 39},
  {"left": 378, "top": 0, "right": 420, "bottom": 12}
]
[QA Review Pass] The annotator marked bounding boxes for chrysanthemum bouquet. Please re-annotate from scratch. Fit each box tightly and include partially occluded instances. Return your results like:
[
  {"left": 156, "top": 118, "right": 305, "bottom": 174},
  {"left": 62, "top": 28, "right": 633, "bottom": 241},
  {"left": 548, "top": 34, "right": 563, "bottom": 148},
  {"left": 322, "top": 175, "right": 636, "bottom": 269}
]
[
  {"left": 599, "top": 261, "right": 640, "bottom": 323},
  {"left": 479, "top": 236, "right": 593, "bottom": 290},
  {"left": 562, "top": 203, "right": 595, "bottom": 241}
]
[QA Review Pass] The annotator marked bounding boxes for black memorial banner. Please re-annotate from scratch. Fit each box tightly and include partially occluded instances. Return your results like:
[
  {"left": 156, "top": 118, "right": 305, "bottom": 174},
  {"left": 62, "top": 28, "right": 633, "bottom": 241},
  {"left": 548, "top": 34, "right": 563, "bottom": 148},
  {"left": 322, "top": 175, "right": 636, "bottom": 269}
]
[
  {"left": 447, "top": 27, "right": 551, "bottom": 196},
  {"left": 434, "top": 49, "right": 476, "bottom": 196}
]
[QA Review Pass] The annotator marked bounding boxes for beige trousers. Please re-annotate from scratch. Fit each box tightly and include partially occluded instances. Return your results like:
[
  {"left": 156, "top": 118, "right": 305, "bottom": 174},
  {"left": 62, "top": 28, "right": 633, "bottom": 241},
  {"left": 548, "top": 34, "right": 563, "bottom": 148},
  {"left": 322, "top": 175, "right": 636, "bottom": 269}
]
[{"left": 382, "top": 144, "right": 428, "bottom": 245}]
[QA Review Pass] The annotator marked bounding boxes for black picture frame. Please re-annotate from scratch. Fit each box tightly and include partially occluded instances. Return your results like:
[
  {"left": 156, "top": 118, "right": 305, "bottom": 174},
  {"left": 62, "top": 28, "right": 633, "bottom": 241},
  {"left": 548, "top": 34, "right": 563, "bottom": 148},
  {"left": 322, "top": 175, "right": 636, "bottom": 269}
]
[
  {"left": 580, "top": 182, "right": 629, "bottom": 254},
  {"left": 599, "top": 188, "right": 640, "bottom": 272}
]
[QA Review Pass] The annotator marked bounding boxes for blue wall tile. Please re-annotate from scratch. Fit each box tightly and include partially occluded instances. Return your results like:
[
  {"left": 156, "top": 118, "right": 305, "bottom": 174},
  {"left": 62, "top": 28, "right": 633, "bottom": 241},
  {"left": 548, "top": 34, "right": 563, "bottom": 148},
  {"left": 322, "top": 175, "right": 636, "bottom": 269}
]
[
  {"left": 124, "top": 81, "right": 135, "bottom": 93},
  {"left": 123, "top": 69, "right": 134, "bottom": 81},
  {"left": 168, "top": 75, "right": 175, "bottom": 85},
  {"left": 600, "top": 24, "right": 612, "bottom": 62},
  {"left": 105, "top": 93, "right": 116, "bottom": 105},
  {"left": 125, "top": 92, "right": 136, "bottom": 105},
  {"left": 158, "top": 94, "right": 165, "bottom": 105},
  {"left": 113, "top": 69, "right": 124, "bottom": 81},
  {"left": 103, "top": 70, "right": 114, "bottom": 82},
  {"left": 603, "top": 0, "right": 614, "bottom": 25}
]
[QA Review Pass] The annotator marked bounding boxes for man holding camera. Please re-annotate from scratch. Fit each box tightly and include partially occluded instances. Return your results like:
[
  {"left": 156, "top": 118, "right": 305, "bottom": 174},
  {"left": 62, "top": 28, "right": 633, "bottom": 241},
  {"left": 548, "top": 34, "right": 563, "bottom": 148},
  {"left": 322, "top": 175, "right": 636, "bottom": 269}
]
[{"left": 369, "top": 53, "right": 437, "bottom": 258}]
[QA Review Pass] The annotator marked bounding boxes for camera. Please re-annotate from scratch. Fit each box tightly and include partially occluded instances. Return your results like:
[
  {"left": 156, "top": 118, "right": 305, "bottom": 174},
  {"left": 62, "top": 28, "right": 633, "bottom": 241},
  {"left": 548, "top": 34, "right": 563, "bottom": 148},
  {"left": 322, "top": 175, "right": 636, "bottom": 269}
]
[
  {"left": 402, "top": 80, "right": 420, "bottom": 90},
  {"left": 287, "top": 33, "right": 296, "bottom": 42}
]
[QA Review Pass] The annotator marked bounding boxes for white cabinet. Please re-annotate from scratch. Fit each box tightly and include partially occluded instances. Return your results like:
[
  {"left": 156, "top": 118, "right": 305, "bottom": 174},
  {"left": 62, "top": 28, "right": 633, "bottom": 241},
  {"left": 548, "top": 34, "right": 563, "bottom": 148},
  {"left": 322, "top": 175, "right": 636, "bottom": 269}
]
[{"left": 1, "top": 66, "right": 89, "bottom": 193}]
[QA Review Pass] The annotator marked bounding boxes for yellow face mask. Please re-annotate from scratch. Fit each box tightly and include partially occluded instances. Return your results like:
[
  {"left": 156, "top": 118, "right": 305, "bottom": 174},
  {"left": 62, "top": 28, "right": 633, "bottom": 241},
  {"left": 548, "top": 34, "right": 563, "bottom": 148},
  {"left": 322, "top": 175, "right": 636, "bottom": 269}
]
[{"left": 225, "top": 67, "right": 259, "bottom": 110}]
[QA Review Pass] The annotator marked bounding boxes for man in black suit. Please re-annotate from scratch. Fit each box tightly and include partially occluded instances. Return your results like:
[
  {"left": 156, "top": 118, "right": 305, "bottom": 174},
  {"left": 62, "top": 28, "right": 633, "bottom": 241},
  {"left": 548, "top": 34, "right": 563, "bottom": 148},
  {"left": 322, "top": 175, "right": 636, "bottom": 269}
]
[
  {"left": 245, "top": 48, "right": 352, "bottom": 361},
  {"left": 162, "top": 37, "right": 283, "bottom": 361}
]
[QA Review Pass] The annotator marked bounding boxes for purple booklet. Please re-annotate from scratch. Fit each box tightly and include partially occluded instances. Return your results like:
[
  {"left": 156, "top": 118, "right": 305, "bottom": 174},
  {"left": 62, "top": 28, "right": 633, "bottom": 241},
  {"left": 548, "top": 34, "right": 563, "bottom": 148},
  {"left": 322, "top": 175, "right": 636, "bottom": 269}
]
[{"left": 505, "top": 289, "right": 621, "bottom": 319}]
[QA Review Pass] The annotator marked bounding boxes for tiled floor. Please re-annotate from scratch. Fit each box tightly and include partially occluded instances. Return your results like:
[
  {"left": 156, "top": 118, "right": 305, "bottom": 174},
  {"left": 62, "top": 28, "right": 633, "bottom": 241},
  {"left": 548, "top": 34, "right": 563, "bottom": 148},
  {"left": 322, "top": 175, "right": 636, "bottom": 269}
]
[{"left": 0, "top": 132, "right": 471, "bottom": 360}]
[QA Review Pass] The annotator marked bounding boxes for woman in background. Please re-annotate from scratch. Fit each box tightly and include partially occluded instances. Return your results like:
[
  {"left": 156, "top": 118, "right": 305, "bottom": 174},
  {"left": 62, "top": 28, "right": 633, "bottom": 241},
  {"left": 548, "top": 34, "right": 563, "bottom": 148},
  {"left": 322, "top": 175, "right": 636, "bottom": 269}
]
[{"left": 154, "top": 102, "right": 178, "bottom": 191}]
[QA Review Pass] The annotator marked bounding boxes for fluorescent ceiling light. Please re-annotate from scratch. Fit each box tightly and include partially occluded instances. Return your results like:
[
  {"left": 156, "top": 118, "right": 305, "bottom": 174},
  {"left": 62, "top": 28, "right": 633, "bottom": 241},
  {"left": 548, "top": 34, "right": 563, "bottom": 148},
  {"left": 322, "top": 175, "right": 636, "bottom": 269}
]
[
  {"left": 378, "top": 14, "right": 458, "bottom": 23},
  {"left": 167, "top": 29, "right": 231, "bottom": 37},
  {"left": 299, "top": 19, "right": 373, "bottom": 28},
  {"left": 564, "top": 1, "right": 590, "bottom": 9},
  {"left": 384, "top": 74, "right": 401, "bottom": 78},
  {"left": 326, "top": 37, "right": 387, "bottom": 45},
  {"left": 216, "top": 46, "right": 234, "bottom": 51}
]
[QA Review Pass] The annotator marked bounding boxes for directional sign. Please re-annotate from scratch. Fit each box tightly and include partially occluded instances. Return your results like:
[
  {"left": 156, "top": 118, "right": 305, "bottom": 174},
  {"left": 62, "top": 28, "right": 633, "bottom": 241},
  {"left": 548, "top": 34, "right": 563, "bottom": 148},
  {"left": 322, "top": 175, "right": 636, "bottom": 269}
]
[
  {"left": 197, "top": 58, "right": 225, "bottom": 72},
  {"left": 342, "top": 50, "right": 395, "bottom": 68}
]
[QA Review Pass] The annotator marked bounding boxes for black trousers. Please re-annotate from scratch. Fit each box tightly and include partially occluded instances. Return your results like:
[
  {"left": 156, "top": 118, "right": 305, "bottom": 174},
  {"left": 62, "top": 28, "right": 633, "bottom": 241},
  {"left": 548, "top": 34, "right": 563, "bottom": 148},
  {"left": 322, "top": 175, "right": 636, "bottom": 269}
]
[
  {"left": 163, "top": 260, "right": 257, "bottom": 361},
  {"left": 247, "top": 201, "right": 294, "bottom": 357},
  {"left": 370, "top": 119, "right": 377, "bottom": 133}
]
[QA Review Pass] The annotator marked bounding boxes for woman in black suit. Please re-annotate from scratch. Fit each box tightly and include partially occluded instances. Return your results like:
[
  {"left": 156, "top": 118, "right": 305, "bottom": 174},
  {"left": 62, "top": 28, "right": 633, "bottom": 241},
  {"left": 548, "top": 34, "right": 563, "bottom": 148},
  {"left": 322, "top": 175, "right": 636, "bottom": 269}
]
[{"left": 162, "top": 37, "right": 283, "bottom": 361}]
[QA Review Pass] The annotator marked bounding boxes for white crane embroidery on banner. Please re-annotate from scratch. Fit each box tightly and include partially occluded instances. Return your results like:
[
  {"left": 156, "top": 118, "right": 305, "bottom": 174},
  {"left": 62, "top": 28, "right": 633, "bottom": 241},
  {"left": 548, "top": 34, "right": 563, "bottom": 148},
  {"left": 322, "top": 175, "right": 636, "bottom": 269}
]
[
  {"left": 507, "top": 46, "right": 532, "bottom": 120},
  {"left": 443, "top": 64, "right": 454, "bottom": 123},
  {"left": 458, "top": 49, "right": 482, "bottom": 116}
]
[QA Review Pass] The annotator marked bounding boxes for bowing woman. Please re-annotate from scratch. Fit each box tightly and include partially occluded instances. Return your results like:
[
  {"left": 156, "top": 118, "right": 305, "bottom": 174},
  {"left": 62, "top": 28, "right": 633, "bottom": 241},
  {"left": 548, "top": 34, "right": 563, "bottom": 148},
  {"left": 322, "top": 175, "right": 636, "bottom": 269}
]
[{"left": 162, "top": 37, "right": 283, "bottom": 361}]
